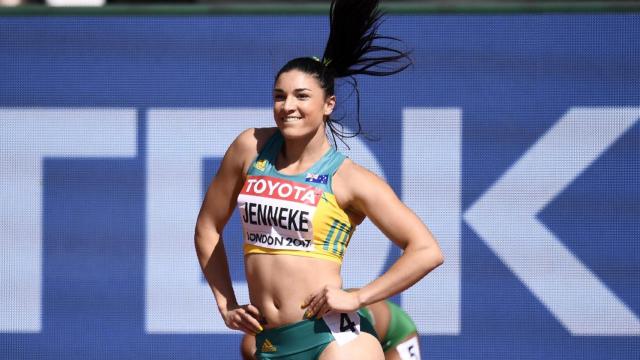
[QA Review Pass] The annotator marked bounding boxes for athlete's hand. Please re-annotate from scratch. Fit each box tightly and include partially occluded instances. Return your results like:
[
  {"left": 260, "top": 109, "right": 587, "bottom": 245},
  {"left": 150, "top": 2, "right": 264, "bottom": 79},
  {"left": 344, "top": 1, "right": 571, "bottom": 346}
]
[
  {"left": 301, "top": 286, "right": 361, "bottom": 319},
  {"left": 222, "top": 304, "right": 263, "bottom": 335}
]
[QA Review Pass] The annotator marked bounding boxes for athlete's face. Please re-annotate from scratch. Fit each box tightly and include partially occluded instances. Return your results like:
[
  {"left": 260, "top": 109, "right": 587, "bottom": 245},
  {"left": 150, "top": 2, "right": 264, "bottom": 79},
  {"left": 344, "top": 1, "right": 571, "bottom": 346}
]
[{"left": 273, "top": 70, "right": 335, "bottom": 139}]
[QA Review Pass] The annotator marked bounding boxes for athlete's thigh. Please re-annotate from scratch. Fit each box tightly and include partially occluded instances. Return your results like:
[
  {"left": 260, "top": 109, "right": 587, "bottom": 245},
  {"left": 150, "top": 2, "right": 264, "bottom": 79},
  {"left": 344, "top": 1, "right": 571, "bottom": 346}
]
[
  {"left": 240, "top": 334, "right": 257, "bottom": 360},
  {"left": 384, "top": 333, "right": 421, "bottom": 360},
  {"left": 318, "top": 332, "right": 384, "bottom": 360}
]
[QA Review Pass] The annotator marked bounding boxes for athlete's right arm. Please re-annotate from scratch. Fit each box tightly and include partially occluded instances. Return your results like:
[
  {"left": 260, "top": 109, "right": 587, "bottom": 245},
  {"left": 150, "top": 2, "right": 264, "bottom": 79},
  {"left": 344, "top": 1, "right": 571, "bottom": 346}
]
[{"left": 194, "top": 128, "right": 263, "bottom": 335}]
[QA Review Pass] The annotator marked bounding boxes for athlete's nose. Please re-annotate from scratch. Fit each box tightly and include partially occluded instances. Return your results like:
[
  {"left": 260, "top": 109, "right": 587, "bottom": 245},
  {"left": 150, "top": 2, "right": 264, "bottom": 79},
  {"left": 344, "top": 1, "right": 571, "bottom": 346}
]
[{"left": 283, "top": 95, "right": 296, "bottom": 113}]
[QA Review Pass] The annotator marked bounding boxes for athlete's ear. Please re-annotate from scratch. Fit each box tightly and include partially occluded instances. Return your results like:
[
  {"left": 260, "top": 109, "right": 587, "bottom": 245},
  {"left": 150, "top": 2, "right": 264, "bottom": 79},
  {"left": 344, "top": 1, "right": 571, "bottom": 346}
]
[{"left": 323, "top": 95, "right": 336, "bottom": 116}]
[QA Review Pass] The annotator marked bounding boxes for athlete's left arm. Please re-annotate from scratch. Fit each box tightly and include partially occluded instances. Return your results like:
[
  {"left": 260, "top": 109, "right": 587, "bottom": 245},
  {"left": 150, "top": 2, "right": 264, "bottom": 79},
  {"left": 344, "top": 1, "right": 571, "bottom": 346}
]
[
  {"left": 344, "top": 161, "right": 444, "bottom": 306},
  {"left": 303, "top": 160, "right": 444, "bottom": 317}
]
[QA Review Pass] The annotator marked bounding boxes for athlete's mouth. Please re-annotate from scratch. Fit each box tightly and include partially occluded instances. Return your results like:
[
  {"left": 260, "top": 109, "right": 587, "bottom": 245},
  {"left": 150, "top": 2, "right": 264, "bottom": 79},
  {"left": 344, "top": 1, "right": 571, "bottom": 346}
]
[{"left": 282, "top": 116, "right": 302, "bottom": 123}]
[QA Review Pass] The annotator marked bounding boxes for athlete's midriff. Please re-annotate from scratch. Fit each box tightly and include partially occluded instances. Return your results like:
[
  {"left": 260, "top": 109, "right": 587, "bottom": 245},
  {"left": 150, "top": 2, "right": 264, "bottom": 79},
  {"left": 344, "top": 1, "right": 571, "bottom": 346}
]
[{"left": 245, "top": 253, "right": 342, "bottom": 329}]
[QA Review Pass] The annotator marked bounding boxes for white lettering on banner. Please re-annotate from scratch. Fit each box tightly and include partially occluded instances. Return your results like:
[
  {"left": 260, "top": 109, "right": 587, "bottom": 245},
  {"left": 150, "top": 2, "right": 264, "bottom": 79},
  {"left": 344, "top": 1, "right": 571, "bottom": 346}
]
[
  {"left": 5, "top": 107, "right": 623, "bottom": 336},
  {"left": 145, "top": 108, "right": 273, "bottom": 333},
  {"left": 1, "top": 107, "right": 635, "bottom": 336},
  {"left": 464, "top": 107, "right": 640, "bottom": 335},
  {"left": 145, "top": 108, "right": 390, "bottom": 333},
  {"left": 401, "top": 108, "right": 462, "bottom": 335},
  {"left": 0, "top": 108, "right": 137, "bottom": 333}
]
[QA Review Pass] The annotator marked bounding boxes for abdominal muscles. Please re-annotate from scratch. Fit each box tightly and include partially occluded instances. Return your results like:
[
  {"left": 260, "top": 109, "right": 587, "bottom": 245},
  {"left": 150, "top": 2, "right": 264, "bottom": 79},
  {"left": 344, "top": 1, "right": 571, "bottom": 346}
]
[{"left": 245, "top": 253, "right": 342, "bottom": 328}]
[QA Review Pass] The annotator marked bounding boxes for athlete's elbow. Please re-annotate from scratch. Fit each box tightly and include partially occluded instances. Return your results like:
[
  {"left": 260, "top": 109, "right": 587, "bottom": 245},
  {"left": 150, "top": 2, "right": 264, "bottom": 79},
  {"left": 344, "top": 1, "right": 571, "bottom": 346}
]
[
  {"left": 421, "top": 233, "right": 444, "bottom": 270},
  {"left": 193, "top": 226, "right": 207, "bottom": 257},
  {"left": 194, "top": 221, "right": 205, "bottom": 246},
  {"left": 193, "top": 219, "right": 217, "bottom": 249},
  {"left": 433, "top": 250, "right": 445, "bottom": 268},
  {"left": 415, "top": 243, "right": 444, "bottom": 274}
]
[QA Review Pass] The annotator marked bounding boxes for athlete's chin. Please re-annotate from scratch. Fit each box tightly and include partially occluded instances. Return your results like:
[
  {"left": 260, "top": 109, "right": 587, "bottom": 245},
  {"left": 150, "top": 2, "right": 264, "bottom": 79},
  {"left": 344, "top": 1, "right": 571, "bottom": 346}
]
[{"left": 276, "top": 124, "right": 316, "bottom": 140}]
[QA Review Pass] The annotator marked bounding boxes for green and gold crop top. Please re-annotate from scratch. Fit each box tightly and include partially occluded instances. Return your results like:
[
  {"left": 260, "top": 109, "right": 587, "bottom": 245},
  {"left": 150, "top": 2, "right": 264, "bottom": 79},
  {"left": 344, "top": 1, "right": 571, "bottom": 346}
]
[{"left": 238, "top": 130, "right": 355, "bottom": 264}]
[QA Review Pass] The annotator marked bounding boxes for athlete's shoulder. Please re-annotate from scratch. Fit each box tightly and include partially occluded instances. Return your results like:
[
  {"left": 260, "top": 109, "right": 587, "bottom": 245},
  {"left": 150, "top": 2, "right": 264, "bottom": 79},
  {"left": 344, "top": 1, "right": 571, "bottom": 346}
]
[
  {"left": 335, "top": 158, "right": 388, "bottom": 190},
  {"left": 226, "top": 128, "right": 278, "bottom": 175},
  {"left": 333, "top": 158, "right": 391, "bottom": 220},
  {"left": 231, "top": 127, "right": 278, "bottom": 155}
]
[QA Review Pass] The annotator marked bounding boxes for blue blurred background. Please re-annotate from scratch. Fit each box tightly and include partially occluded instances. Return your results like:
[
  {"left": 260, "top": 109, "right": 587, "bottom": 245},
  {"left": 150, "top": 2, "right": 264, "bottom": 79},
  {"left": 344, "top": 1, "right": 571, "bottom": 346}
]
[{"left": 1, "top": 3, "right": 639, "bottom": 359}]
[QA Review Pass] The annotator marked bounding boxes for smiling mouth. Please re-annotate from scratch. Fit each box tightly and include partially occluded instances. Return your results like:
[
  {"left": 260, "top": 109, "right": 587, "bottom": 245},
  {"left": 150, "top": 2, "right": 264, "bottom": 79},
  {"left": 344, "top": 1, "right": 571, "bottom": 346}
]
[{"left": 282, "top": 116, "right": 302, "bottom": 123}]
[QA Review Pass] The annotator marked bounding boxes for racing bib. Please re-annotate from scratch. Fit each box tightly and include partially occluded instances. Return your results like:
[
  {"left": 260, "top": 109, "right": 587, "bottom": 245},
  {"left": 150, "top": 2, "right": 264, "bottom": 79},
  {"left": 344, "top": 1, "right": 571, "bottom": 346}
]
[{"left": 322, "top": 311, "right": 361, "bottom": 345}]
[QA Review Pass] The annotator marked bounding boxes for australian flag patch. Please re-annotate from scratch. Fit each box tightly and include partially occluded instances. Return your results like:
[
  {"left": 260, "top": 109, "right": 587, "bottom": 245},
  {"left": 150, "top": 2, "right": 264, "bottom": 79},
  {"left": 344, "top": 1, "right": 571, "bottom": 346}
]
[{"left": 305, "top": 173, "right": 329, "bottom": 184}]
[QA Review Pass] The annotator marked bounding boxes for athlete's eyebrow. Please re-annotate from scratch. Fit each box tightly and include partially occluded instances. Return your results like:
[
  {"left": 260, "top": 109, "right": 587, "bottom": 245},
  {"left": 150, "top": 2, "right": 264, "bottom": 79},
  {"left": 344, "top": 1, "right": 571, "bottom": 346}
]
[{"left": 273, "top": 88, "right": 312, "bottom": 93}]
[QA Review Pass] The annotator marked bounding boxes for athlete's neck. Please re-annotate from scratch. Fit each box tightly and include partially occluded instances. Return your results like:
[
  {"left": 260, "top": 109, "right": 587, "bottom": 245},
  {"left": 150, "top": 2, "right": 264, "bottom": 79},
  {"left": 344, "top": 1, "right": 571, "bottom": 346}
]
[{"left": 278, "top": 128, "right": 331, "bottom": 174}]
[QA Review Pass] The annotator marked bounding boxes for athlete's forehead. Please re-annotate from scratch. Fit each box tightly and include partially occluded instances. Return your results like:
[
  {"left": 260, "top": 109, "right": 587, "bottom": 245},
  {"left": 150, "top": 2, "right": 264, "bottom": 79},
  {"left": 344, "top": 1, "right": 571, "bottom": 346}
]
[{"left": 274, "top": 70, "right": 322, "bottom": 92}]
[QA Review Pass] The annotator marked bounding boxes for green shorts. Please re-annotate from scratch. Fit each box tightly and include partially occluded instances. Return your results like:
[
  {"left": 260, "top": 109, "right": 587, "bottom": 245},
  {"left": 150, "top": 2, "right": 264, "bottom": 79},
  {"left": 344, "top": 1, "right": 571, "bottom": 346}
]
[
  {"left": 380, "top": 301, "right": 418, "bottom": 351},
  {"left": 254, "top": 312, "right": 377, "bottom": 359},
  {"left": 359, "top": 301, "right": 418, "bottom": 352}
]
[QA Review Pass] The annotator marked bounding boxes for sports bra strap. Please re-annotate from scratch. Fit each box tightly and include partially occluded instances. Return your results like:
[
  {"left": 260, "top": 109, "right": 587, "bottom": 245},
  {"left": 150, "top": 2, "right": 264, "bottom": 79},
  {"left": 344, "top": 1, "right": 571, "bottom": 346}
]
[{"left": 256, "top": 130, "right": 284, "bottom": 164}]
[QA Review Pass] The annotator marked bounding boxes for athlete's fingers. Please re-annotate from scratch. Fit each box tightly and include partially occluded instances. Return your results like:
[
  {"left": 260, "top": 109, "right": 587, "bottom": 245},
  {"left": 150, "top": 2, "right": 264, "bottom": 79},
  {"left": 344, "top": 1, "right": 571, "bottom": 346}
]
[
  {"left": 229, "top": 320, "right": 248, "bottom": 334},
  {"left": 303, "top": 295, "right": 320, "bottom": 317},
  {"left": 245, "top": 304, "right": 267, "bottom": 326},
  {"left": 241, "top": 311, "right": 263, "bottom": 333},
  {"left": 303, "top": 293, "right": 319, "bottom": 313},
  {"left": 301, "top": 293, "right": 316, "bottom": 309},
  {"left": 225, "top": 308, "right": 259, "bottom": 334},
  {"left": 315, "top": 301, "right": 333, "bottom": 319},
  {"left": 306, "top": 296, "right": 327, "bottom": 319},
  {"left": 233, "top": 313, "right": 258, "bottom": 335},
  {"left": 244, "top": 304, "right": 261, "bottom": 319},
  {"left": 238, "top": 323, "right": 257, "bottom": 336},
  {"left": 225, "top": 312, "right": 242, "bottom": 330}
]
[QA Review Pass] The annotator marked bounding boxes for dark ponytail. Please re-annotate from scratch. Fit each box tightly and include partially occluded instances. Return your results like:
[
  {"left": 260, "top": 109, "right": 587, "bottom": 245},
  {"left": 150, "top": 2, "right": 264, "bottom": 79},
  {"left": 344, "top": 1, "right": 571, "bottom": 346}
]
[
  {"left": 323, "top": 0, "right": 411, "bottom": 78},
  {"left": 276, "top": 0, "right": 412, "bottom": 147}
]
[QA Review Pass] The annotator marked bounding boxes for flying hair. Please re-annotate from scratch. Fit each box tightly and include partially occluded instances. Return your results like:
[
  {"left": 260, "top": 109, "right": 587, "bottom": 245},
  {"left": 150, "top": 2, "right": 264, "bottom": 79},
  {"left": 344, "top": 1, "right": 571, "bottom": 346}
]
[
  {"left": 276, "top": 0, "right": 412, "bottom": 148},
  {"left": 322, "top": 0, "right": 412, "bottom": 78}
]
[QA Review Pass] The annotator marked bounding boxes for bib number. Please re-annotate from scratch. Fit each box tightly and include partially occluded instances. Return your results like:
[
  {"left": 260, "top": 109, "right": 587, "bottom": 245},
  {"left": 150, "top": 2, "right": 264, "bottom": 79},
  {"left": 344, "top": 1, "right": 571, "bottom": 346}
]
[
  {"left": 322, "top": 311, "right": 361, "bottom": 345},
  {"left": 340, "top": 313, "right": 357, "bottom": 332},
  {"left": 396, "top": 336, "right": 421, "bottom": 360}
]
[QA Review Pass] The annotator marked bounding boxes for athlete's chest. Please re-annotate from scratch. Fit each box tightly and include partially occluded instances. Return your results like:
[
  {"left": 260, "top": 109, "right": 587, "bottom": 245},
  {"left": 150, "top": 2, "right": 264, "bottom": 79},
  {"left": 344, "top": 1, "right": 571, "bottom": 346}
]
[{"left": 238, "top": 175, "right": 324, "bottom": 232}]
